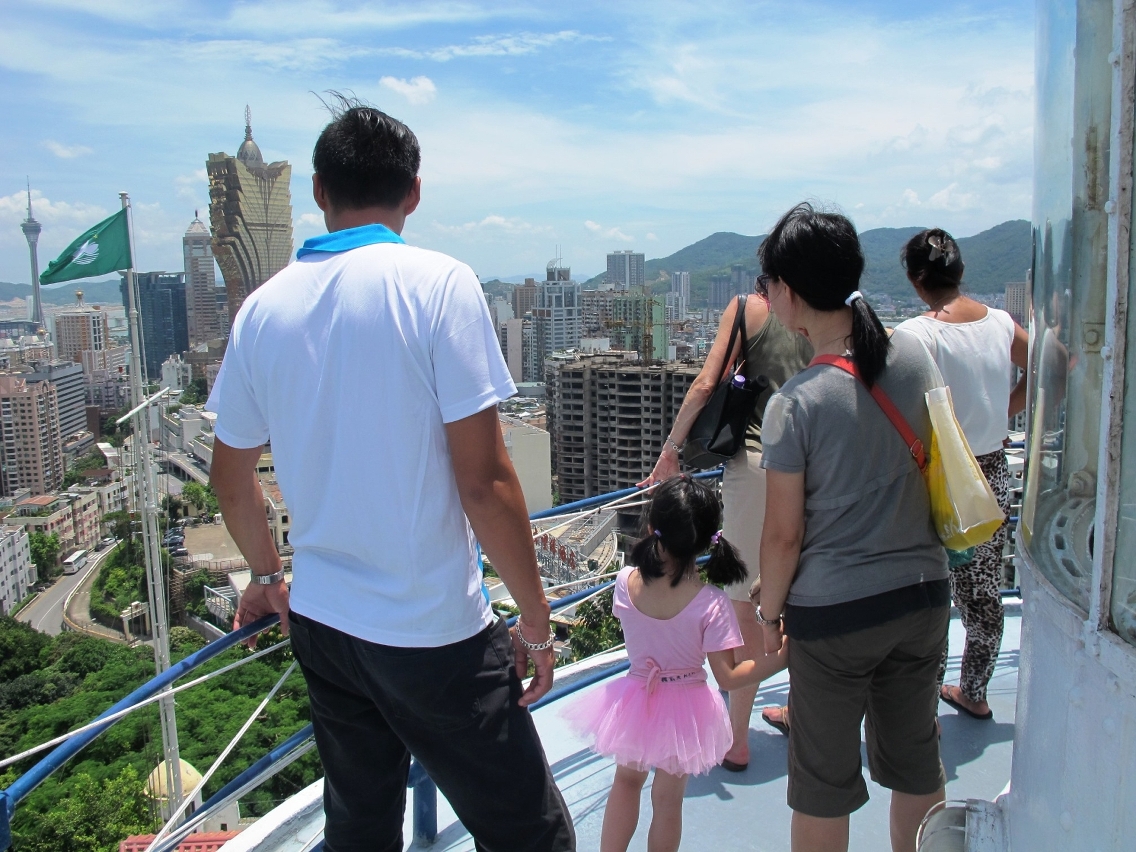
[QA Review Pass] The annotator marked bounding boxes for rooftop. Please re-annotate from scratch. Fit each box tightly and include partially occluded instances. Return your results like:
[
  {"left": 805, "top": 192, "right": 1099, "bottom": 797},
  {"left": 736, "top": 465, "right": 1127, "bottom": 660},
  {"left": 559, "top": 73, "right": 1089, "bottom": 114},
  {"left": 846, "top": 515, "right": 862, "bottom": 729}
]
[{"left": 229, "top": 606, "right": 1020, "bottom": 851}]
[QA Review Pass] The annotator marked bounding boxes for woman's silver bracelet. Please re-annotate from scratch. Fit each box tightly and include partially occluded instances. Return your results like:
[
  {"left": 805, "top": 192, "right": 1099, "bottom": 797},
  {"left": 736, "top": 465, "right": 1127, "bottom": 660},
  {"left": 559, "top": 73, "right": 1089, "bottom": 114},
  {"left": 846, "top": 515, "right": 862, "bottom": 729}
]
[
  {"left": 516, "top": 618, "right": 555, "bottom": 652},
  {"left": 665, "top": 437, "right": 682, "bottom": 454}
]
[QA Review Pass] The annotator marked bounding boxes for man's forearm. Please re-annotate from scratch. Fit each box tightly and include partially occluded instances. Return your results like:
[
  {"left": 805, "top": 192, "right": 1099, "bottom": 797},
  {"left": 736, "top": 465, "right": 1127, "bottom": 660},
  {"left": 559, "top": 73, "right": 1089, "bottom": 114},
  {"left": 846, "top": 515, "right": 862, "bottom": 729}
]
[
  {"left": 211, "top": 443, "right": 281, "bottom": 576},
  {"left": 463, "top": 471, "right": 550, "bottom": 625}
]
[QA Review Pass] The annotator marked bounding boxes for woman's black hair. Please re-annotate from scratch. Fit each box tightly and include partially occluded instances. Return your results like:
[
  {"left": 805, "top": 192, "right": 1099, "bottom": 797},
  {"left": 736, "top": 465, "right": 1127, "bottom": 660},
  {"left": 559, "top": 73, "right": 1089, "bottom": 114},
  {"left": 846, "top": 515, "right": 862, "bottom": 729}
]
[
  {"left": 758, "top": 202, "right": 891, "bottom": 387},
  {"left": 901, "top": 228, "right": 965, "bottom": 293},
  {"left": 629, "top": 475, "right": 747, "bottom": 588}
]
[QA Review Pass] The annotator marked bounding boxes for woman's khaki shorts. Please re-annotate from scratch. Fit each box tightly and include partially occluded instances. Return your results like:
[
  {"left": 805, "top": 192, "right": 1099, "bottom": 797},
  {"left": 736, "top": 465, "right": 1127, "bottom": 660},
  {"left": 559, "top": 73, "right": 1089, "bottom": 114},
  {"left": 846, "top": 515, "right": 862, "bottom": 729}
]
[
  {"left": 721, "top": 448, "right": 766, "bottom": 602},
  {"left": 786, "top": 605, "right": 950, "bottom": 818}
]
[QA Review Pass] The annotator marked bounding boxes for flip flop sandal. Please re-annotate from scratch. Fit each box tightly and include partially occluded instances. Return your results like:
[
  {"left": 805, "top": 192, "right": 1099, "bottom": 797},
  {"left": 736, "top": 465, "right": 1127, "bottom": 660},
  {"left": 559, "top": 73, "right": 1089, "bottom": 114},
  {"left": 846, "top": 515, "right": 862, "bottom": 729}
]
[
  {"left": 721, "top": 758, "right": 748, "bottom": 772},
  {"left": 761, "top": 706, "right": 790, "bottom": 737},
  {"left": 940, "top": 685, "right": 993, "bottom": 720}
]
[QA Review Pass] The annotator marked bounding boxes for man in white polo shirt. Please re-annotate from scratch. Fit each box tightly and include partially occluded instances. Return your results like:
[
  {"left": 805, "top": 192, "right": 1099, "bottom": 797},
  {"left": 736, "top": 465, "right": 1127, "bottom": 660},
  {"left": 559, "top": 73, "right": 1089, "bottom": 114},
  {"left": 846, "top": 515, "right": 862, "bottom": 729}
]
[{"left": 207, "top": 99, "right": 574, "bottom": 852}]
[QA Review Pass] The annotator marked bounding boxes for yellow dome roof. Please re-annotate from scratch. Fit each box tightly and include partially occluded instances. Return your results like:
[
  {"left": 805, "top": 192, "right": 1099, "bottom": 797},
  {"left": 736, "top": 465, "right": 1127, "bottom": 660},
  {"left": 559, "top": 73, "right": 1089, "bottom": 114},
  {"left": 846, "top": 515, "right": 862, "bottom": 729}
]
[{"left": 146, "top": 758, "right": 203, "bottom": 799}]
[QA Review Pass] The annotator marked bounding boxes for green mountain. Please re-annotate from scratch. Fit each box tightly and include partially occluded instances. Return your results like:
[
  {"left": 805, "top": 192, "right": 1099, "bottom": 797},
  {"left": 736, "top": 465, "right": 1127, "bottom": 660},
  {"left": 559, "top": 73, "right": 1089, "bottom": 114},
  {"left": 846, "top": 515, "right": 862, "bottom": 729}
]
[
  {"left": 571, "top": 219, "right": 1031, "bottom": 305},
  {"left": 0, "top": 278, "right": 125, "bottom": 308}
]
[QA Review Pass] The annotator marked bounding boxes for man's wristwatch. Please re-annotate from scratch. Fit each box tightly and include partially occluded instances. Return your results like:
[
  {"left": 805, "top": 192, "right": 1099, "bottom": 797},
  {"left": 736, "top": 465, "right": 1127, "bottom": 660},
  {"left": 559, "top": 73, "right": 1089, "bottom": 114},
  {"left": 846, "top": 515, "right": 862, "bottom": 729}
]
[
  {"left": 755, "top": 607, "right": 782, "bottom": 627},
  {"left": 251, "top": 569, "right": 286, "bottom": 586}
]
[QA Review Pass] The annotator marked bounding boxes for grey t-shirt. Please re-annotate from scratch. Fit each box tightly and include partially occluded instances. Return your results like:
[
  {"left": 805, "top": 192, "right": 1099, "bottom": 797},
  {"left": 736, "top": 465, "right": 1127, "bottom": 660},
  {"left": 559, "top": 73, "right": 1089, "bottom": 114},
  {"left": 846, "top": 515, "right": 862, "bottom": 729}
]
[{"left": 760, "top": 329, "right": 948, "bottom": 607}]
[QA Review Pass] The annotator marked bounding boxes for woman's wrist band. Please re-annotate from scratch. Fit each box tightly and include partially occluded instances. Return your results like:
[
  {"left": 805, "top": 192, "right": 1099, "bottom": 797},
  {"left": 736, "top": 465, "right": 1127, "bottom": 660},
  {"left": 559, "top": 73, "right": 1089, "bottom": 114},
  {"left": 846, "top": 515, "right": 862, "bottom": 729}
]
[
  {"left": 756, "top": 607, "right": 782, "bottom": 627},
  {"left": 665, "top": 437, "right": 682, "bottom": 454},
  {"left": 516, "top": 618, "right": 555, "bottom": 652}
]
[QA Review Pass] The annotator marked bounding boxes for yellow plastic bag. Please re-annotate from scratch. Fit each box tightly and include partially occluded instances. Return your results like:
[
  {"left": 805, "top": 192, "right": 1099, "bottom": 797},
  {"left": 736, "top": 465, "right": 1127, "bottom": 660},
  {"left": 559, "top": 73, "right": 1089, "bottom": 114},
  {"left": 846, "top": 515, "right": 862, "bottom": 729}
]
[{"left": 924, "top": 386, "right": 1005, "bottom": 550}]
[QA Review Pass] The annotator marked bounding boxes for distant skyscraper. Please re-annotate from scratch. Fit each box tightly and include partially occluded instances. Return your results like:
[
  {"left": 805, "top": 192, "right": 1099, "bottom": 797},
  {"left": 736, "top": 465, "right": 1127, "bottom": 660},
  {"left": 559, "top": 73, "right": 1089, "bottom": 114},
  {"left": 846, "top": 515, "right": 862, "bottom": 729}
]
[
  {"left": 1005, "top": 281, "right": 1029, "bottom": 327},
  {"left": 669, "top": 271, "right": 690, "bottom": 320},
  {"left": 122, "top": 273, "right": 189, "bottom": 380},
  {"left": 24, "top": 360, "right": 85, "bottom": 444},
  {"left": 512, "top": 279, "right": 539, "bottom": 319},
  {"left": 607, "top": 251, "right": 645, "bottom": 292},
  {"left": 19, "top": 183, "right": 44, "bottom": 330},
  {"left": 53, "top": 293, "right": 110, "bottom": 363},
  {"left": 0, "top": 375, "right": 63, "bottom": 496},
  {"left": 532, "top": 260, "right": 582, "bottom": 364},
  {"left": 184, "top": 214, "right": 225, "bottom": 345},
  {"left": 207, "top": 107, "right": 293, "bottom": 323}
]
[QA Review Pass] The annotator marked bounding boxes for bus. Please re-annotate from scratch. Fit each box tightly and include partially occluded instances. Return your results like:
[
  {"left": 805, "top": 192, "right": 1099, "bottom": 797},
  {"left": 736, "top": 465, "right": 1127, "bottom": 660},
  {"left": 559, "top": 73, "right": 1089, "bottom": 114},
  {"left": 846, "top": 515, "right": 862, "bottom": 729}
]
[{"left": 62, "top": 550, "right": 88, "bottom": 575}]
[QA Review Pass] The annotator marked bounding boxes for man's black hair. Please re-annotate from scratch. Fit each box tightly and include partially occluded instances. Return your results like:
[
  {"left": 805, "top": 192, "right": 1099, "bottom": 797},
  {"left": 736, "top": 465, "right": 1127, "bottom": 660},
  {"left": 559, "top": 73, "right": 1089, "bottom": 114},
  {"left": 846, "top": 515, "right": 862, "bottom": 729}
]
[{"left": 312, "top": 92, "right": 421, "bottom": 210}]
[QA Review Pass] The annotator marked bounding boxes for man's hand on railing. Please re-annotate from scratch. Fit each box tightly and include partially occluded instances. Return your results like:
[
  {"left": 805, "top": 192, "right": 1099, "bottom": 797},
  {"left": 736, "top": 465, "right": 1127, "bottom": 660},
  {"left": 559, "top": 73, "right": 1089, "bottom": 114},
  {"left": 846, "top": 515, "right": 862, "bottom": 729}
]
[
  {"left": 512, "top": 616, "right": 556, "bottom": 707},
  {"left": 234, "top": 582, "right": 290, "bottom": 650}
]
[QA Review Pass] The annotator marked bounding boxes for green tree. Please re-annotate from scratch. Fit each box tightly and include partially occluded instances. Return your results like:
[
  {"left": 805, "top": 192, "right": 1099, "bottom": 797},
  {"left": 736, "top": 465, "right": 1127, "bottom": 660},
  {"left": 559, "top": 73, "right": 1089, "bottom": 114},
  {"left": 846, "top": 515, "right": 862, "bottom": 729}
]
[
  {"left": 29, "top": 532, "right": 61, "bottom": 582},
  {"left": 569, "top": 588, "right": 624, "bottom": 661},
  {"left": 12, "top": 765, "right": 156, "bottom": 852},
  {"left": 181, "top": 482, "right": 207, "bottom": 513},
  {"left": 178, "top": 378, "right": 209, "bottom": 406},
  {"left": 0, "top": 616, "right": 52, "bottom": 681}
]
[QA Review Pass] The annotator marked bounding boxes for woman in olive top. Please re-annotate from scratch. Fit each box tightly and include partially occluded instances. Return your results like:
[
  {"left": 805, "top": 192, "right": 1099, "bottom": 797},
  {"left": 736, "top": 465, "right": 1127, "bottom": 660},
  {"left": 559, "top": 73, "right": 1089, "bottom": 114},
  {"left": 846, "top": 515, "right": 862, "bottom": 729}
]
[
  {"left": 756, "top": 203, "right": 949, "bottom": 852},
  {"left": 641, "top": 285, "right": 811, "bottom": 772}
]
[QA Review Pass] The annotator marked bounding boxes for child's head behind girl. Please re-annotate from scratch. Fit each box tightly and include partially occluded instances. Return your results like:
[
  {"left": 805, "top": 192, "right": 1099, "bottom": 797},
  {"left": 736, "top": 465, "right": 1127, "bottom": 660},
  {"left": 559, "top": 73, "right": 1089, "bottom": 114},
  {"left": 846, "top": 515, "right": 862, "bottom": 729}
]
[{"left": 629, "top": 475, "right": 748, "bottom": 589}]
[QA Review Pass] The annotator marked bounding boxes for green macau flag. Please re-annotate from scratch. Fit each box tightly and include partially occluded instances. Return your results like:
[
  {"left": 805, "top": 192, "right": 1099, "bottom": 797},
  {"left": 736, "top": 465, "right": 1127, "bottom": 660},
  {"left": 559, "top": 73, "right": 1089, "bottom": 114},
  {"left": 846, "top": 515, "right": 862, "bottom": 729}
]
[{"left": 40, "top": 208, "right": 132, "bottom": 285}]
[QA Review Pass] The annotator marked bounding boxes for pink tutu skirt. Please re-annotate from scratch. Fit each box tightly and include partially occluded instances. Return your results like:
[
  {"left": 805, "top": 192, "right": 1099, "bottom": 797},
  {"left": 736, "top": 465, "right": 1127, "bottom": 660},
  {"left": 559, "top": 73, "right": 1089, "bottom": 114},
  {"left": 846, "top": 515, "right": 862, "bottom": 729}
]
[{"left": 564, "top": 674, "right": 733, "bottom": 776}]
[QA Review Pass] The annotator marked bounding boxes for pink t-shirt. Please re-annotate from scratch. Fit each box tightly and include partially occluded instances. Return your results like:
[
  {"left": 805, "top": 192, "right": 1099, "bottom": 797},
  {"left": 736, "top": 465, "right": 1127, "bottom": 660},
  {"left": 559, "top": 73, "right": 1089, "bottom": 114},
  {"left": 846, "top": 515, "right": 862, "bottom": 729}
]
[{"left": 614, "top": 566, "right": 744, "bottom": 679}]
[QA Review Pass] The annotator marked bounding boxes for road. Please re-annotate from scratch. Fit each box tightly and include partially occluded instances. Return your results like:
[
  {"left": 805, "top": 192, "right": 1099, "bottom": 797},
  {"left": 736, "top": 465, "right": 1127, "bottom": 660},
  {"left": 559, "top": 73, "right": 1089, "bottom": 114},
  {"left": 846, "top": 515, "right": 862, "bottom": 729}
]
[{"left": 16, "top": 545, "right": 117, "bottom": 636}]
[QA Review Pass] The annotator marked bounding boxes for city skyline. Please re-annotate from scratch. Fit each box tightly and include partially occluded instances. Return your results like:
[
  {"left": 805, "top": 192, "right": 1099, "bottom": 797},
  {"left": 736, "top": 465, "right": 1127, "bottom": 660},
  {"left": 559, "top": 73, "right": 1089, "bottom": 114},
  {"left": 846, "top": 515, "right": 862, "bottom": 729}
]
[{"left": 0, "top": 1, "right": 1033, "bottom": 286}]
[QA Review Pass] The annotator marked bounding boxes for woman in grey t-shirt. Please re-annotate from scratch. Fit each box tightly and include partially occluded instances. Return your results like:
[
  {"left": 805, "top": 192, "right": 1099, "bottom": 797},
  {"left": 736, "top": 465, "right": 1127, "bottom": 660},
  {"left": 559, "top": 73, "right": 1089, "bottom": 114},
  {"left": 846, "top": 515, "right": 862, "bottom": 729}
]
[{"left": 754, "top": 203, "right": 949, "bottom": 852}]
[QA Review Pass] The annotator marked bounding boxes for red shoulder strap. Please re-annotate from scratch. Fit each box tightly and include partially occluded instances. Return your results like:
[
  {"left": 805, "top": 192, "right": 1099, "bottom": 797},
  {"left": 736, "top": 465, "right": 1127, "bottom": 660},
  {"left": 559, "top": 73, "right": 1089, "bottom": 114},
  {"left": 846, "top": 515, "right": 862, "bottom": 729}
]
[{"left": 809, "top": 354, "right": 927, "bottom": 471}]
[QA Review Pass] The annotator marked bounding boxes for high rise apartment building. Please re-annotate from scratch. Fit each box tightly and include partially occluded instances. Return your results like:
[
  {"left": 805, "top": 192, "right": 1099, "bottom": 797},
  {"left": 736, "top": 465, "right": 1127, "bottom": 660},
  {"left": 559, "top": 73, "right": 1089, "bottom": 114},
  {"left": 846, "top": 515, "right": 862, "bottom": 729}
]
[
  {"left": 0, "top": 375, "right": 64, "bottom": 496},
  {"left": 669, "top": 271, "right": 690, "bottom": 320},
  {"left": 607, "top": 251, "right": 645, "bottom": 292},
  {"left": 124, "top": 273, "right": 189, "bottom": 380},
  {"left": 512, "top": 279, "right": 539, "bottom": 319},
  {"left": 610, "top": 292, "right": 669, "bottom": 361},
  {"left": 24, "top": 360, "right": 86, "bottom": 444},
  {"left": 207, "top": 108, "right": 294, "bottom": 322},
  {"left": 581, "top": 289, "right": 618, "bottom": 336},
  {"left": 1005, "top": 281, "right": 1029, "bottom": 327},
  {"left": 547, "top": 354, "right": 699, "bottom": 502},
  {"left": 500, "top": 317, "right": 537, "bottom": 384},
  {"left": 0, "top": 525, "right": 33, "bottom": 615},
  {"left": 53, "top": 293, "right": 110, "bottom": 363},
  {"left": 532, "top": 262, "right": 582, "bottom": 364},
  {"left": 184, "top": 215, "right": 226, "bottom": 345}
]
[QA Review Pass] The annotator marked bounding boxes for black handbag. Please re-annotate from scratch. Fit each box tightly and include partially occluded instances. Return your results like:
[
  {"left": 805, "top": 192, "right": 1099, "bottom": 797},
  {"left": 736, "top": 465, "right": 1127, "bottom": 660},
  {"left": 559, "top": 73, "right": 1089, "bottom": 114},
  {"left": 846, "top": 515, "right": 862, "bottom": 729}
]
[{"left": 682, "top": 295, "right": 770, "bottom": 469}]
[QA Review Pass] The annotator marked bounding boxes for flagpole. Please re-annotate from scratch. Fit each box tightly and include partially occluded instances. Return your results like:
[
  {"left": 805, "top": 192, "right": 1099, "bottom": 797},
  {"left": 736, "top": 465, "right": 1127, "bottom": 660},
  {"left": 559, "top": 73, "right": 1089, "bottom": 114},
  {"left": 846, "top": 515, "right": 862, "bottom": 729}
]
[{"left": 120, "top": 192, "right": 184, "bottom": 818}]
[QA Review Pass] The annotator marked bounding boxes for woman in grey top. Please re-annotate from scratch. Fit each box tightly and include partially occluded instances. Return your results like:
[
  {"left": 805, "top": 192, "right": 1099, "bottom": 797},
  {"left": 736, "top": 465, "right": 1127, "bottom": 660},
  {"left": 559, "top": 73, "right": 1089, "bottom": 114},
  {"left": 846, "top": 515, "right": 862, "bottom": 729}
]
[{"left": 754, "top": 203, "right": 949, "bottom": 852}]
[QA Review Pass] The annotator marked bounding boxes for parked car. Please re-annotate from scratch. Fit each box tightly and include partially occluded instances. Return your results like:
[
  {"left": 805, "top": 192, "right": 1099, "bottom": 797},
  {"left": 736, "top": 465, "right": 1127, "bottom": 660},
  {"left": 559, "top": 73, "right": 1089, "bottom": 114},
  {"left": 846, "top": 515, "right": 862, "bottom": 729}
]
[{"left": 171, "top": 547, "right": 189, "bottom": 557}]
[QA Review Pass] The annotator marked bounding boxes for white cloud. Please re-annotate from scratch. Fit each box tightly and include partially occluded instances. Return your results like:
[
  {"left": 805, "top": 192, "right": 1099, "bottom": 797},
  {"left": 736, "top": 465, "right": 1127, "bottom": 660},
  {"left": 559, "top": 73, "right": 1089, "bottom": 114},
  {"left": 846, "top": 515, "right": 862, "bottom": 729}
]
[
  {"left": 383, "top": 30, "right": 599, "bottom": 62},
  {"left": 43, "top": 140, "right": 92, "bottom": 159},
  {"left": 583, "top": 220, "right": 633, "bottom": 242},
  {"left": 298, "top": 212, "right": 324, "bottom": 227},
  {"left": 433, "top": 214, "right": 551, "bottom": 236},
  {"left": 646, "top": 232, "right": 658, "bottom": 241},
  {"left": 380, "top": 76, "right": 438, "bottom": 105}
]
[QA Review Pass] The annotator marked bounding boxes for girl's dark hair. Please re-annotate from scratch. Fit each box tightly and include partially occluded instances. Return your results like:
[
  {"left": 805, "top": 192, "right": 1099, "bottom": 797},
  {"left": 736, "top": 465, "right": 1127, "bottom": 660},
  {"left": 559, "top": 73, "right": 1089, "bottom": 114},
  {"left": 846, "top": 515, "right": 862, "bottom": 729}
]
[
  {"left": 758, "top": 202, "right": 890, "bottom": 387},
  {"left": 629, "top": 476, "right": 747, "bottom": 588},
  {"left": 312, "top": 92, "right": 421, "bottom": 210},
  {"left": 901, "top": 228, "right": 965, "bottom": 293}
]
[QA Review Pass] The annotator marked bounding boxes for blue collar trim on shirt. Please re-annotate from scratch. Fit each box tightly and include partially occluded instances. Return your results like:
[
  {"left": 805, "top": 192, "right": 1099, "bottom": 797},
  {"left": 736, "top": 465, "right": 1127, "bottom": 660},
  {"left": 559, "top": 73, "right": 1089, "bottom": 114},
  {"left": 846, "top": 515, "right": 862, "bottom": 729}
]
[{"left": 296, "top": 223, "right": 405, "bottom": 259}]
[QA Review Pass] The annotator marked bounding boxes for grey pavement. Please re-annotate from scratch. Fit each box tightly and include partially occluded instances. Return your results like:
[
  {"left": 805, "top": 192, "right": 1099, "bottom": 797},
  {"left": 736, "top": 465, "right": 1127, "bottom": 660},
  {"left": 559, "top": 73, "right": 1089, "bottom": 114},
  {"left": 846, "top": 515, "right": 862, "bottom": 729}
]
[{"left": 17, "top": 545, "right": 121, "bottom": 638}]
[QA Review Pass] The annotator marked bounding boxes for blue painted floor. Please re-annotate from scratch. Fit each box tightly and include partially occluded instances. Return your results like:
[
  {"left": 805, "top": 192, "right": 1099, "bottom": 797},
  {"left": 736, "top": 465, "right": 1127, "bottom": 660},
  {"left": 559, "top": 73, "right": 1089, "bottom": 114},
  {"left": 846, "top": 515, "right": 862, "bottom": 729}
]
[{"left": 410, "top": 606, "right": 1021, "bottom": 851}]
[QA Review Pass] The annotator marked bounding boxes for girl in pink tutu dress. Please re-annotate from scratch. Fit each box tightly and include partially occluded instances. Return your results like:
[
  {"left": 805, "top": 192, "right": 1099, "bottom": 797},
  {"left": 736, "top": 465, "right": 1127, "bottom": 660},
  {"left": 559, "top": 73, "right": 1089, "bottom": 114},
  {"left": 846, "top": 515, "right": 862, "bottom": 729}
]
[{"left": 568, "top": 475, "right": 789, "bottom": 852}]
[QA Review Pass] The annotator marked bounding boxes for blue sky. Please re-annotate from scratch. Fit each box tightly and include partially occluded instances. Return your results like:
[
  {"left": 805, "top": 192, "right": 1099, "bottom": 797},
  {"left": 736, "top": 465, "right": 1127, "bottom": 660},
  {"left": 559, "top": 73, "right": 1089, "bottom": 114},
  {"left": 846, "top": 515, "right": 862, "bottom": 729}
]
[{"left": 0, "top": 0, "right": 1035, "bottom": 285}]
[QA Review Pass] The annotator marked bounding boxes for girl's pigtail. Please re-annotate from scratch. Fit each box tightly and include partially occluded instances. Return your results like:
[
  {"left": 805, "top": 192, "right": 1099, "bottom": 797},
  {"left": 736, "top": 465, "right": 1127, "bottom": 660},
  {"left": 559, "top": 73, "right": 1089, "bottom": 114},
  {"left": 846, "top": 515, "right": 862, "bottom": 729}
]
[
  {"left": 630, "top": 531, "right": 668, "bottom": 583},
  {"left": 850, "top": 297, "right": 890, "bottom": 388},
  {"left": 703, "top": 532, "right": 747, "bottom": 587}
]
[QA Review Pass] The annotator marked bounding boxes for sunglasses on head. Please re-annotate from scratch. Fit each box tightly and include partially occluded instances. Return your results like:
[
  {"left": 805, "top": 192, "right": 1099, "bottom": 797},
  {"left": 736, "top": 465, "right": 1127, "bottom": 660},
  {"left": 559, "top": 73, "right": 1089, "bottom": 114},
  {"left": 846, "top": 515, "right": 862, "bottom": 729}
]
[{"left": 754, "top": 273, "right": 772, "bottom": 297}]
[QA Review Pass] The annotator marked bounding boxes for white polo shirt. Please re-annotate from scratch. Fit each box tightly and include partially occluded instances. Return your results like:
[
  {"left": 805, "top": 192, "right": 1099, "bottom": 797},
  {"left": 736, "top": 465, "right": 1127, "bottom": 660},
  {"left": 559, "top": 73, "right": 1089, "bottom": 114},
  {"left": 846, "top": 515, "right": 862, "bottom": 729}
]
[{"left": 207, "top": 235, "right": 515, "bottom": 647}]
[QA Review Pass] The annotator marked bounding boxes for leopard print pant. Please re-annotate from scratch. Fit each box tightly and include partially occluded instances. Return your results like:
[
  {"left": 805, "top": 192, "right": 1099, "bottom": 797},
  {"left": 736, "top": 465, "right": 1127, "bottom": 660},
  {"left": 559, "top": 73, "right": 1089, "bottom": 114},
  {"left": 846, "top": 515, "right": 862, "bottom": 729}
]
[{"left": 937, "top": 450, "right": 1011, "bottom": 704}]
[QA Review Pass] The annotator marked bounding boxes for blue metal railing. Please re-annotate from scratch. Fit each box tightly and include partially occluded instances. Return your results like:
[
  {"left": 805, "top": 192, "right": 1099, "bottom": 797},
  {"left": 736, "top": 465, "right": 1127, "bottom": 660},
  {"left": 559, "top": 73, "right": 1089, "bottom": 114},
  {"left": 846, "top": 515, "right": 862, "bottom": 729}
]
[{"left": 0, "top": 474, "right": 724, "bottom": 851}]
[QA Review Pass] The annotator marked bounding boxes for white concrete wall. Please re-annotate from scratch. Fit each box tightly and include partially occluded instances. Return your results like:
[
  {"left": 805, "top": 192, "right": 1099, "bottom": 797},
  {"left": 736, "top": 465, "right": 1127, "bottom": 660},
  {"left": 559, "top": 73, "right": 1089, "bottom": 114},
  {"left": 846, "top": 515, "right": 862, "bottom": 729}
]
[{"left": 502, "top": 418, "right": 552, "bottom": 513}]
